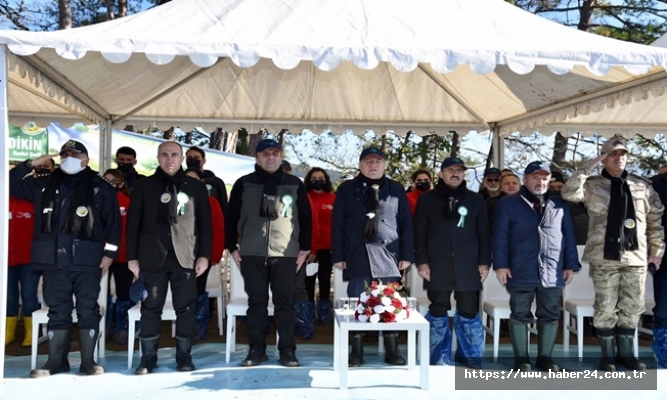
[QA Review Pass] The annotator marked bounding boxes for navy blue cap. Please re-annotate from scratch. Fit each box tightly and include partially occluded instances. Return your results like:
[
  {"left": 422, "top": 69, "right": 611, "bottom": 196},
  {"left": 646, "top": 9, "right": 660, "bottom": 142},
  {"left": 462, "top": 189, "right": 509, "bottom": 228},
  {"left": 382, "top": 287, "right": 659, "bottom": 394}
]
[
  {"left": 256, "top": 139, "right": 282, "bottom": 153},
  {"left": 359, "top": 147, "right": 385, "bottom": 161},
  {"left": 130, "top": 276, "right": 148, "bottom": 303},
  {"left": 440, "top": 157, "right": 467, "bottom": 170},
  {"left": 59, "top": 139, "right": 88, "bottom": 157},
  {"left": 484, "top": 167, "right": 501, "bottom": 177},
  {"left": 524, "top": 161, "right": 551, "bottom": 176}
]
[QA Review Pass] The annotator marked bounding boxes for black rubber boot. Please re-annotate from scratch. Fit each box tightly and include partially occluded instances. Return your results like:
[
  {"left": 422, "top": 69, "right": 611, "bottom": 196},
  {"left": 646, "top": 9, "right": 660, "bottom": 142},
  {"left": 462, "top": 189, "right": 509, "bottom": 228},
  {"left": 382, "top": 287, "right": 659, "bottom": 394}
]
[
  {"left": 535, "top": 322, "right": 559, "bottom": 372},
  {"left": 175, "top": 336, "right": 196, "bottom": 372},
  {"left": 384, "top": 332, "right": 406, "bottom": 365},
  {"left": 79, "top": 328, "right": 104, "bottom": 375},
  {"left": 135, "top": 336, "right": 159, "bottom": 375},
  {"left": 508, "top": 319, "right": 531, "bottom": 371},
  {"left": 615, "top": 327, "right": 646, "bottom": 371},
  {"left": 349, "top": 333, "right": 364, "bottom": 367},
  {"left": 29, "top": 329, "right": 71, "bottom": 378},
  {"left": 597, "top": 328, "right": 617, "bottom": 372}
]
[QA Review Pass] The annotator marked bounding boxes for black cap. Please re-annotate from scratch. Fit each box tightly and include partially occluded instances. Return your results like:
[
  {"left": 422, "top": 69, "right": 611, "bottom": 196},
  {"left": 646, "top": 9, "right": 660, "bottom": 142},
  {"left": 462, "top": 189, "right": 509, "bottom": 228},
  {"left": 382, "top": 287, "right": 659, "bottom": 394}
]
[
  {"left": 440, "top": 157, "right": 467, "bottom": 170},
  {"left": 256, "top": 139, "right": 282, "bottom": 153},
  {"left": 484, "top": 167, "right": 501, "bottom": 177},
  {"left": 550, "top": 171, "right": 566, "bottom": 184},
  {"left": 359, "top": 147, "right": 385, "bottom": 161},
  {"left": 59, "top": 139, "right": 88, "bottom": 157}
]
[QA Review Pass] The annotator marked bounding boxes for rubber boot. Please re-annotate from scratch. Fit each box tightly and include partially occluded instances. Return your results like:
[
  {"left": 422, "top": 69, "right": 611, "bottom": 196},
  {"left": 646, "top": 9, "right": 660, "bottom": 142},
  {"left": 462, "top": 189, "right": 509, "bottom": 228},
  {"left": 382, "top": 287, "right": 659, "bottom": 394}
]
[
  {"left": 384, "top": 332, "right": 406, "bottom": 365},
  {"left": 294, "top": 301, "right": 314, "bottom": 340},
  {"left": 349, "top": 333, "right": 364, "bottom": 367},
  {"left": 508, "top": 319, "right": 531, "bottom": 371},
  {"left": 425, "top": 311, "right": 451, "bottom": 365},
  {"left": 29, "top": 329, "right": 71, "bottom": 378},
  {"left": 175, "top": 336, "right": 196, "bottom": 372},
  {"left": 535, "top": 321, "right": 559, "bottom": 372},
  {"left": 79, "top": 328, "right": 104, "bottom": 375},
  {"left": 5, "top": 317, "right": 17, "bottom": 345},
  {"left": 597, "top": 328, "right": 616, "bottom": 372},
  {"left": 194, "top": 292, "right": 210, "bottom": 342},
  {"left": 615, "top": 327, "right": 646, "bottom": 371},
  {"left": 653, "top": 327, "right": 667, "bottom": 368},
  {"left": 317, "top": 300, "right": 333, "bottom": 324},
  {"left": 454, "top": 312, "right": 484, "bottom": 369},
  {"left": 135, "top": 336, "right": 159, "bottom": 375},
  {"left": 22, "top": 317, "right": 33, "bottom": 347},
  {"left": 113, "top": 300, "right": 135, "bottom": 345}
]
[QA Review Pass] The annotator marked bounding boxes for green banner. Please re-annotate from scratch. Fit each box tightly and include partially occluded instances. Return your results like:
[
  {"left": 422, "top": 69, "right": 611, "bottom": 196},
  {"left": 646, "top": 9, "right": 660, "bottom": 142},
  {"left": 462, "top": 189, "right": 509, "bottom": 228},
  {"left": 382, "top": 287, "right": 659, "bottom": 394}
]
[{"left": 9, "top": 122, "right": 48, "bottom": 161}]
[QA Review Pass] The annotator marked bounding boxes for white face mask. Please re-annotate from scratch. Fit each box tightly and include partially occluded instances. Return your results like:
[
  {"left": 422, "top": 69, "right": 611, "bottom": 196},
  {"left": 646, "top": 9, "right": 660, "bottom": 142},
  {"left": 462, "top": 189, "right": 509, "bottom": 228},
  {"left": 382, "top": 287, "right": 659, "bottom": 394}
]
[{"left": 60, "top": 156, "right": 85, "bottom": 175}]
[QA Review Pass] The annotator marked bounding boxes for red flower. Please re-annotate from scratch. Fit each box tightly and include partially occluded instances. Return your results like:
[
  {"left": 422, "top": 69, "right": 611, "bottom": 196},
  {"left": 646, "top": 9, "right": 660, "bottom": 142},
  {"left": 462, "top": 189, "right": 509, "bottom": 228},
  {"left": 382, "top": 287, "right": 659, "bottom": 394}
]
[
  {"left": 354, "top": 311, "right": 359, "bottom": 319},
  {"left": 364, "top": 308, "right": 373, "bottom": 316},
  {"left": 391, "top": 298, "right": 403, "bottom": 309},
  {"left": 383, "top": 287, "right": 395, "bottom": 296},
  {"left": 370, "top": 281, "right": 379, "bottom": 289},
  {"left": 366, "top": 296, "right": 380, "bottom": 307},
  {"left": 381, "top": 312, "right": 397, "bottom": 322}
]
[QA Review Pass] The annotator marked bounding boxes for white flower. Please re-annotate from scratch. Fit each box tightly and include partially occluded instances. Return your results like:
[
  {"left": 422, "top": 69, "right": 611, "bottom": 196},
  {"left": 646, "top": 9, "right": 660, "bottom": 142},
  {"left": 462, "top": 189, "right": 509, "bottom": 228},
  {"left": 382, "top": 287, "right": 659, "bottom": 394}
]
[
  {"left": 373, "top": 305, "right": 385, "bottom": 313},
  {"left": 357, "top": 304, "right": 366, "bottom": 314},
  {"left": 358, "top": 314, "right": 368, "bottom": 323},
  {"left": 371, "top": 289, "right": 379, "bottom": 297},
  {"left": 394, "top": 292, "right": 402, "bottom": 299},
  {"left": 400, "top": 298, "right": 407, "bottom": 307},
  {"left": 360, "top": 292, "right": 370, "bottom": 303},
  {"left": 384, "top": 305, "right": 396, "bottom": 313},
  {"left": 381, "top": 296, "right": 392, "bottom": 306},
  {"left": 370, "top": 314, "right": 380, "bottom": 323},
  {"left": 397, "top": 309, "right": 407, "bottom": 321}
]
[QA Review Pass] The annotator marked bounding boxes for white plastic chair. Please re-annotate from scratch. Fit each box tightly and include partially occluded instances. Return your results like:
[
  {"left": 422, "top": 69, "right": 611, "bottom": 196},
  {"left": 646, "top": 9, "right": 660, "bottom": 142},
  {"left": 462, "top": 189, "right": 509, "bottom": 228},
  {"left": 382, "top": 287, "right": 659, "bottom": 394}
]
[
  {"left": 31, "top": 271, "right": 109, "bottom": 370},
  {"left": 224, "top": 257, "right": 278, "bottom": 363},
  {"left": 207, "top": 261, "right": 225, "bottom": 335}
]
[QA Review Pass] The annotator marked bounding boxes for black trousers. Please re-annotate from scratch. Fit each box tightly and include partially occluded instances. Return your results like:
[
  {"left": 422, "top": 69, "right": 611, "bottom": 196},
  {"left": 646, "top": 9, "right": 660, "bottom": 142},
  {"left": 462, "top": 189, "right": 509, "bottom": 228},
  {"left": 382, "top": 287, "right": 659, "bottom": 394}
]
[
  {"left": 109, "top": 262, "right": 133, "bottom": 301},
  {"left": 305, "top": 249, "right": 333, "bottom": 302},
  {"left": 506, "top": 285, "right": 562, "bottom": 324},
  {"left": 139, "top": 253, "right": 197, "bottom": 339},
  {"left": 242, "top": 256, "right": 296, "bottom": 353},
  {"left": 43, "top": 269, "right": 101, "bottom": 330},
  {"left": 294, "top": 260, "right": 308, "bottom": 302},
  {"left": 427, "top": 290, "right": 479, "bottom": 319}
]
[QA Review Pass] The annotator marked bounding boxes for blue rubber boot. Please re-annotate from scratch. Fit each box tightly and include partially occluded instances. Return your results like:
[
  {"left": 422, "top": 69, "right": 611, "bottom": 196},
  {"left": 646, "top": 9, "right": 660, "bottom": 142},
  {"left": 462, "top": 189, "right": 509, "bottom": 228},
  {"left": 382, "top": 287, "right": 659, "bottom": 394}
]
[
  {"left": 425, "top": 311, "right": 451, "bottom": 365},
  {"left": 194, "top": 292, "right": 210, "bottom": 342},
  {"left": 317, "top": 300, "right": 333, "bottom": 324},
  {"left": 294, "top": 301, "right": 315, "bottom": 340},
  {"left": 653, "top": 327, "right": 667, "bottom": 368},
  {"left": 454, "top": 312, "right": 484, "bottom": 369},
  {"left": 113, "top": 299, "right": 135, "bottom": 345}
]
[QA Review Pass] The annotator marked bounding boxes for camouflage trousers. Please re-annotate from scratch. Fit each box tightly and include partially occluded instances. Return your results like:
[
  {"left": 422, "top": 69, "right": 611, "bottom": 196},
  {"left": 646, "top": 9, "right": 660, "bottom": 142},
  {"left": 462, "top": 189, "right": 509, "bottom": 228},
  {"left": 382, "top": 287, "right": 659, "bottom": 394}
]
[{"left": 590, "top": 262, "right": 646, "bottom": 330}]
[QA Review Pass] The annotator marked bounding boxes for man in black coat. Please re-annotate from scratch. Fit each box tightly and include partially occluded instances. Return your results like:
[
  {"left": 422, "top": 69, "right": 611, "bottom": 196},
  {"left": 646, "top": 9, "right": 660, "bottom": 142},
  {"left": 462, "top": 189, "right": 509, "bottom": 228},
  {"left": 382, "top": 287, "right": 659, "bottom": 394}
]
[
  {"left": 126, "top": 141, "right": 212, "bottom": 375},
  {"left": 413, "top": 157, "right": 491, "bottom": 368},
  {"left": 10, "top": 140, "right": 121, "bottom": 378},
  {"left": 115, "top": 146, "right": 146, "bottom": 190}
]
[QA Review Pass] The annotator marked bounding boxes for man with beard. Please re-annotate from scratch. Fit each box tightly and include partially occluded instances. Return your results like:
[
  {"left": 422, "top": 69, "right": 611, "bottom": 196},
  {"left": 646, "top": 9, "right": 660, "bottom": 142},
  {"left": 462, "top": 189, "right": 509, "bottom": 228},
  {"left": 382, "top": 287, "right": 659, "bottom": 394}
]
[
  {"left": 115, "top": 146, "right": 146, "bottom": 190},
  {"left": 493, "top": 161, "right": 580, "bottom": 372},
  {"left": 406, "top": 169, "right": 432, "bottom": 215},
  {"left": 562, "top": 137, "right": 664, "bottom": 372},
  {"left": 226, "top": 139, "right": 312, "bottom": 367},
  {"left": 331, "top": 146, "right": 414, "bottom": 367},
  {"left": 479, "top": 167, "right": 502, "bottom": 200},
  {"left": 413, "top": 157, "right": 490, "bottom": 368}
]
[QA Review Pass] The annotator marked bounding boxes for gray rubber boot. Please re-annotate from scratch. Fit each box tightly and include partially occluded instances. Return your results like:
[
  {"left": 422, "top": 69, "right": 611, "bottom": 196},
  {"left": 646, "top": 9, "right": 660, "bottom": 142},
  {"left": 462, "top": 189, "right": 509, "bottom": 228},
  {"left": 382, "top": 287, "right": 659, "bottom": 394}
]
[
  {"left": 535, "top": 322, "right": 559, "bottom": 372},
  {"left": 508, "top": 319, "right": 531, "bottom": 371},
  {"left": 615, "top": 327, "right": 646, "bottom": 371},
  {"left": 597, "top": 328, "right": 617, "bottom": 372}
]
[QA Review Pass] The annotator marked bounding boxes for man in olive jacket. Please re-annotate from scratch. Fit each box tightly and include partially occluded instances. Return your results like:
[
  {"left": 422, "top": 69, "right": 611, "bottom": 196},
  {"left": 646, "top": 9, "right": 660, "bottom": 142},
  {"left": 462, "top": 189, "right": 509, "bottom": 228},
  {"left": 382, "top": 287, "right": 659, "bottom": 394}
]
[{"left": 413, "top": 157, "right": 491, "bottom": 368}]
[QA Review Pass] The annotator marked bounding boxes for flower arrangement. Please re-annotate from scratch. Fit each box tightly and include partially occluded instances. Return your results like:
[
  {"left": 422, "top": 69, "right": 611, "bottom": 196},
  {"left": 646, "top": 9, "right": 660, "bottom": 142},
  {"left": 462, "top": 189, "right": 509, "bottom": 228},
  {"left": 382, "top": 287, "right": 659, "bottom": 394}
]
[{"left": 354, "top": 280, "right": 410, "bottom": 323}]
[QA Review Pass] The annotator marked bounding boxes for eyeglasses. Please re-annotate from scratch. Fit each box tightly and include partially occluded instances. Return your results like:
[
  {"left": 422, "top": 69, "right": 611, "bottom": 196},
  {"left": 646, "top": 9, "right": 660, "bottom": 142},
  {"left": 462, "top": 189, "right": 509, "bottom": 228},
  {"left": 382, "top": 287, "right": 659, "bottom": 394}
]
[
  {"left": 363, "top": 159, "right": 385, "bottom": 165},
  {"left": 444, "top": 168, "right": 465, "bottom": 174},
  {"left": 485, "top": 178, "right": 499, "bottom": 182}
]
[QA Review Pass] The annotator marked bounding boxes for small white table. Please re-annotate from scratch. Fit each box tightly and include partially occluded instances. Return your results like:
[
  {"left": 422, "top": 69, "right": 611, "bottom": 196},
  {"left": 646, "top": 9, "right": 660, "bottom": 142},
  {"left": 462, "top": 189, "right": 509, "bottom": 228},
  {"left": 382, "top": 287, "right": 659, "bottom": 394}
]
[{"left": 333, "top": 309, "right": 430, "bottom": 390}]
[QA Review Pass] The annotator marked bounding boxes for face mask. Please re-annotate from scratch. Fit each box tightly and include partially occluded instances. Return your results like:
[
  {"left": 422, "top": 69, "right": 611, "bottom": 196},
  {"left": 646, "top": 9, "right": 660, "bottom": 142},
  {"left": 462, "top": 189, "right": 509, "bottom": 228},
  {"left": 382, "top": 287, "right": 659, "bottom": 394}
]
[
  {"left": 34, "top": 168, "right": 51, "bottom": 175},
  {"left": 311, "top": 180, "right": 326, "bottom": 191},
  {"left": 415, "top": 182, "right": 430, "bottom": 192},
  {"left": 116, "top": 162, "right": 134, "bottom": 174},
  {"left": 186, "top": 158, "right": 202, "bottom": 170},
  {"left": 60, "top": 157, "right": 84, "bottom": 175}
]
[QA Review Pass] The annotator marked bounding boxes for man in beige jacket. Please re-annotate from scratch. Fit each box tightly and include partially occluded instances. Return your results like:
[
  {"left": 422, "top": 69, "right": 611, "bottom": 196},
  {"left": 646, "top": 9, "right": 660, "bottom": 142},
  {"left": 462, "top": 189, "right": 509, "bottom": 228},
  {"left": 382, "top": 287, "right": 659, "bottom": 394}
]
[{"left": 562, "top": 137, "right": 665, "bottom": 372}]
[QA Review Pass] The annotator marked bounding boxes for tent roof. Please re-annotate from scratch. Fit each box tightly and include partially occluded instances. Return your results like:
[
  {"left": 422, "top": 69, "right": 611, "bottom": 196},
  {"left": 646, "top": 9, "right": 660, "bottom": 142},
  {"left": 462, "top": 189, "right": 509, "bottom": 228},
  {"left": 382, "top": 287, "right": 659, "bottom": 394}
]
[{"left": 1, "top": 0, "right": 667, "bottom": 135}]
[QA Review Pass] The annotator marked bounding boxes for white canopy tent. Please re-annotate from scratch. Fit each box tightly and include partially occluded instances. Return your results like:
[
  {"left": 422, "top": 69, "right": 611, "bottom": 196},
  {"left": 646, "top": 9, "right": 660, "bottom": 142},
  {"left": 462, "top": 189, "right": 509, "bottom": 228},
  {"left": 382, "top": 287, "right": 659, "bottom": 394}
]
[{"left": 3, "top": 0, "right": 667, "bottom": 382}]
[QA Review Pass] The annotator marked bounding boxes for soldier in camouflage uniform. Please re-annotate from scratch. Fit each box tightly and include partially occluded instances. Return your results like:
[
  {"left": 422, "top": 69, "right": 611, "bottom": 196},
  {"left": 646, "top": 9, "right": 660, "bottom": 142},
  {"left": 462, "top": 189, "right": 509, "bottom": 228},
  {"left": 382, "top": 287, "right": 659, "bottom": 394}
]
[{"left": 562, "top": 137, "right": 665, "bottom": 372}]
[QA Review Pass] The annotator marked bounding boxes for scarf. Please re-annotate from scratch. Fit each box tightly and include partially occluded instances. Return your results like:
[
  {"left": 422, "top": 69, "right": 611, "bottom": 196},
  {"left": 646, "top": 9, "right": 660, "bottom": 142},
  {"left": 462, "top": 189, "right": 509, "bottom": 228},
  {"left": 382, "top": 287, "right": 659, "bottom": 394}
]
[
  {"left": 356, "top": 174, "right": 385, "bottom": 242},
  {"left": 435, "top": 179, "right": 468, "bottom": 220},
  {"left": 155, "top": 166, "right": 185, "bottom": 225},
  {"left": 520, "top": 186, "right": 547, "bottom": 218},
  {"left": 255, "top": 164, "right": 282, "bottom": 220},
  {"left": 41, "top": 167, "right": 96, "bottom": 238},
  {"left": 602, "top": 168, "right": 638, "bottom": 260}
]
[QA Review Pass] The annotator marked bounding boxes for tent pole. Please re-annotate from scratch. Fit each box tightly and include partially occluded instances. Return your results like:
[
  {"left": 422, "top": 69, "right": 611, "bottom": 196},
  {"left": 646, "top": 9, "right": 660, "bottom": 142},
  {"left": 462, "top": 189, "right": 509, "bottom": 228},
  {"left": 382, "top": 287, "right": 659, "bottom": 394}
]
[
  {"left": 101, "top": 119, "right": 113, "bottom": 172},
  {"left": 0, "top": 44, "right": 10, "bottom": 385},
  {"left": 492, "top": 126, "right": 504, "bottom": 169}
]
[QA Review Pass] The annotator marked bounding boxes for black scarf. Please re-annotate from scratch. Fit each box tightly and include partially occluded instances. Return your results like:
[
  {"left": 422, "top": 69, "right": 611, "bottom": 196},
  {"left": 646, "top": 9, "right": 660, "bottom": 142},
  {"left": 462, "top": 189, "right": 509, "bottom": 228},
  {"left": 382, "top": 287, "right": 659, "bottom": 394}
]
[
  {"left": 520, "top": 186, "right": 547, "bottom": 218},
  {"left": 356, "top": 174, "right": 385, "bottom": 242},
  {"left": 155, "top": 166, "right": 185, "bottom": 225},
  {"left": 435, "top": 179, "right": 468, "bottom": 220},
  {"left": 602, "top": 168, "right": 638, "bottom": 260},
  {"left": 40, "top": 167, "right": 96, "bottom": 238},
  {"left": 255, "top": 164, "right": 282, "bottom": 220}
]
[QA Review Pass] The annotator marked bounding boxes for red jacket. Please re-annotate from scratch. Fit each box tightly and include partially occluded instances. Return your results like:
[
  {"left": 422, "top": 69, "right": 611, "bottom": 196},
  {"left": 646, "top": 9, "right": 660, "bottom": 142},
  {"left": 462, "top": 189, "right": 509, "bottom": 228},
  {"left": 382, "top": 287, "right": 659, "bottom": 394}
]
[
  {"left": 9, "top": 196, "right": 34, "bottom": 267},
  {"left": 116, "top": 192, "right": 130, "bottom": 263},
  {"left": 407, "top": 189, "right": 430, "bottom": 216},
  {"left": 210, "top": 196, "right": 225, "bottom": 264},
  {"left": 308, "top": 190, "right": 335, "bottom": 253}
]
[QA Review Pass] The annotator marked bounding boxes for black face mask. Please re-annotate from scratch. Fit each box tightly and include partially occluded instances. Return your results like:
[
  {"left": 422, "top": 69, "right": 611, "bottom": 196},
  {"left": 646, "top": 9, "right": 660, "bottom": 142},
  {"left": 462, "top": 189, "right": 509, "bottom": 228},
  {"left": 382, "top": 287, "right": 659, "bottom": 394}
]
[
  {"left": 186, "top": 158, "right": 202, "bottom": 170},
  {"left": 116, "top": 162, "right": 134, "bottom": 174},
  {"left": 311, "top": 180, "right": 326, "bottom": 191},
  {"left": 34, "top": 168, "right": 52, "bottom": 175},
  {"left": 415, "top": 182, "right": 431, "bottom": 192}
]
